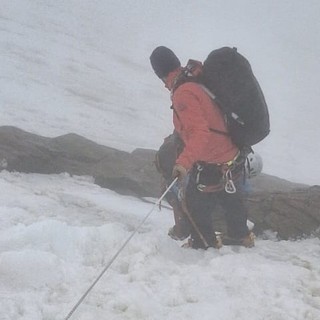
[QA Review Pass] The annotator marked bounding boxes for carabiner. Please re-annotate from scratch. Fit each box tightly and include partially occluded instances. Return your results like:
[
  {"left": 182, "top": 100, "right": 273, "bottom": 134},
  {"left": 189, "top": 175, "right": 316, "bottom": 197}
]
[{"left": 224, "top": 169, "right": 237, "bottom": 194}]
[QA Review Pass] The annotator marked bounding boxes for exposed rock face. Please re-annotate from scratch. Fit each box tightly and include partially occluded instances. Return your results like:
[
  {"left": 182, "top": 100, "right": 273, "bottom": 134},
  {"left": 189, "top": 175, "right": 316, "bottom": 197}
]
[
  {"left": 0, "top": 126, "right": 319, "bottom": 239},
  {"left": 245, "top": 186, "right": 320, "bottom": 240},
  {"left": 0, "top": 126, "right": 158, "bottom": 197}
]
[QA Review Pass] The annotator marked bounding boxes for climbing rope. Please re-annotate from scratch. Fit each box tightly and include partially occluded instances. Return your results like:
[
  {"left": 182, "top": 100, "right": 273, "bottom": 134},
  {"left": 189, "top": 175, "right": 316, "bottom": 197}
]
[{"left": 64, "top": 178, "right": 178, "bottom": 320}]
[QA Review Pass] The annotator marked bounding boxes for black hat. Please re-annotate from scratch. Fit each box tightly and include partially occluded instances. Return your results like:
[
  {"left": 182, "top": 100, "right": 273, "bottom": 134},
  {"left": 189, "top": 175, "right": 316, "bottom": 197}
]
[{"left": 150, "top": 46, "right": 181, "bottom": 79}]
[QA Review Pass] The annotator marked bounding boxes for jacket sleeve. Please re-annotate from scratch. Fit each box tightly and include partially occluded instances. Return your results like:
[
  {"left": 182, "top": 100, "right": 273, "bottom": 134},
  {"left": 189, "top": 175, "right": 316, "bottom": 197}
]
[{"left": 173, "top": 88, "right": 213, "bottom": 170}]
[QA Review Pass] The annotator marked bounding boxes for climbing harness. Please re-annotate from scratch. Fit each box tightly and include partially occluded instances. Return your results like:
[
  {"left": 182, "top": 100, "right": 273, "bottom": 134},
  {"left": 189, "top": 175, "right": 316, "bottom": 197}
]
[{"left": 195, "top": 151, "right": 242, "bottom": 194}]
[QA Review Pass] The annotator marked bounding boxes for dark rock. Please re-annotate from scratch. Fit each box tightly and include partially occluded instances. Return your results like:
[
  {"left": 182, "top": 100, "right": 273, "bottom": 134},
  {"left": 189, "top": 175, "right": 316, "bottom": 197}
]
[
  {"left": 245, "top": 186, "right": 320, "bottom": 240},
  {"left": 0, "top": 126, "right": 159, "bottom": 197},
  {"left": 0, "top": 126, "right": 319, "bottom": 239}
]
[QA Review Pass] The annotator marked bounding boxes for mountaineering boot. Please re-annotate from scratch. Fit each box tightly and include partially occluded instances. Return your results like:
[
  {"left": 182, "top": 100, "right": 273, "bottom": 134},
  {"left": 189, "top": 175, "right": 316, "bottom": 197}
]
[
  {"left": 222, "top": 231, "right": 255, "bottom": 247},
  {"left": 240, "top": 231, "right": 255, "bottom": 248},
  {"left": 167, "top": 214, "right": 191, "bottom": 241},
  {"left": 168, "top": 225, "right": 190, "bottom": 241},
  {"left": 214, "top": 232, "right": 223, "bottom": 249},
  {"left": 181, "top": 236, "right": 222, "bottom": 250},
  {"left": 181, "top": 238, "right": 194, "bottom": 248}
]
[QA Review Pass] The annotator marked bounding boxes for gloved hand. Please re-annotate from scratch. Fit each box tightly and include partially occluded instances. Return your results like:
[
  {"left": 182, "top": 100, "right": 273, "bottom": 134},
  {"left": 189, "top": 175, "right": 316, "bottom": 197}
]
[
  {"left": 172, "top": 164, "right": 188, "bottom": 201},
  {"left": 172, "top": 164, "right": 188, "bottom": 181}
]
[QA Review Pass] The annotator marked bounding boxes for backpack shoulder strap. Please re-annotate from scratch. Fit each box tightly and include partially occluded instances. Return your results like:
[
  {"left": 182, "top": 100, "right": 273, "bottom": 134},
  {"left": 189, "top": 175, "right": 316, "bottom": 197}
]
[
  {"left": 194, "top": 83, "right": 230, "bottom": 137},
  {"left": 196, "top": 83, "right": 217, "bottom": 101}
]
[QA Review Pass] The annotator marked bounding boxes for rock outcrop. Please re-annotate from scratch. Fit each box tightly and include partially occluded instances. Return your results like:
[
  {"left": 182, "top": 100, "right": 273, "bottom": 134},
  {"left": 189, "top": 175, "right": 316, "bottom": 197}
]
[{"left": 1, "top": 126, "right": 319, "bottom": 239}]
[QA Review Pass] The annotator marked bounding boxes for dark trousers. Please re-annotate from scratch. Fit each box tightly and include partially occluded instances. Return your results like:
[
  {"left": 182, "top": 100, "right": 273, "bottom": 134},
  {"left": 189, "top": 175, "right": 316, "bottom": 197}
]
[{"left": 185, "top": 166, "right": 249, "bottom": 248}]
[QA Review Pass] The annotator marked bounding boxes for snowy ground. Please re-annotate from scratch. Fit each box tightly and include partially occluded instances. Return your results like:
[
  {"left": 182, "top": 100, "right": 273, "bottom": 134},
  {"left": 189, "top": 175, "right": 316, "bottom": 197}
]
[
  {"left": 1, "top": 1, "right": 320, "bottom": 320},
  {"left": 0, "top": 172, "right": 319, "bottom": 320}
]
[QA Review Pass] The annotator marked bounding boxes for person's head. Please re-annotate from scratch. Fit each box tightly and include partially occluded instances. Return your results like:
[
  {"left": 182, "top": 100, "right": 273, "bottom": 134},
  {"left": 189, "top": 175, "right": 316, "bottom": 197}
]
[{"left": 150, "top": 46, "right": 181, "bottom": 88}]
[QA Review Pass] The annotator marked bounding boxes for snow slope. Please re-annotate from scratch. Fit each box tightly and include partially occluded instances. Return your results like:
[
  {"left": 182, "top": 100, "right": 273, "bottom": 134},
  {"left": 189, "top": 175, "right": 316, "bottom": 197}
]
[
  {"left": 1, "top": 1, "right": 320, "bottom": 319},
  {"left": 0, "top": 172, "right": 319, "bottom": 320}
]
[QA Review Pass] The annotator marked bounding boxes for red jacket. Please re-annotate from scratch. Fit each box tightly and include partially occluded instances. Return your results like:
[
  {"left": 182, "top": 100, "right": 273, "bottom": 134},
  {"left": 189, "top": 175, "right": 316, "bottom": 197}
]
[{"left": 171, "top": 81, "right": 239, "bottom": 171}]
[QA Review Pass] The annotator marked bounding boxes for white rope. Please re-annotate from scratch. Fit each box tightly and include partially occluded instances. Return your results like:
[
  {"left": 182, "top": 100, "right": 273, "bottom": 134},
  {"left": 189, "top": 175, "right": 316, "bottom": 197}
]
[{"left": 64, "top": 178, "right": 178, "bottom": 320}]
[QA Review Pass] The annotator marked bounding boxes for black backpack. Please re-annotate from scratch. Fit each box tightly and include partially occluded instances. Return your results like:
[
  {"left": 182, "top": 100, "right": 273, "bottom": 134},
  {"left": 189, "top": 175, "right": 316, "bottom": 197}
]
[{"left": 185, "top": 47, "right": 270, "bottom": 149}]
